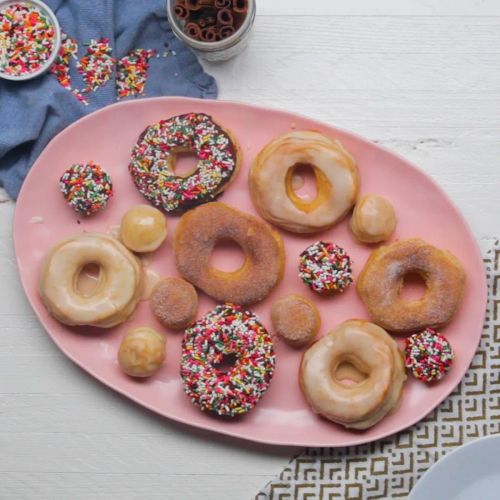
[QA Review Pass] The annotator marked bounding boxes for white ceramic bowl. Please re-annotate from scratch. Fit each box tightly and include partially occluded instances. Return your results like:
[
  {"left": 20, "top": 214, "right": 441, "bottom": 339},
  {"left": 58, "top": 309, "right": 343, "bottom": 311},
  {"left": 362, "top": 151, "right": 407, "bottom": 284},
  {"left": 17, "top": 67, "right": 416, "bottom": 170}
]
[{"left": 0, "top": 0, "right": 61, "bottom": 81}]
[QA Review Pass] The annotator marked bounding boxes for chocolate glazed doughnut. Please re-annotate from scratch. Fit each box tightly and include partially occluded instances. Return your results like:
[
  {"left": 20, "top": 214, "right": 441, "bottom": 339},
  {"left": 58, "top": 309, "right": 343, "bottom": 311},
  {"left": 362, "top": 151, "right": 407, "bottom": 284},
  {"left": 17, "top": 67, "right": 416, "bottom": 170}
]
[
  {"left": 356, "top": 238, "right": 466, "bottom": 334},
  {"left": 129, "top": 113, "right": 242, "bottom": 213},
  {"left": 173, "top": 202, "right": 285, "bottom": 305}
]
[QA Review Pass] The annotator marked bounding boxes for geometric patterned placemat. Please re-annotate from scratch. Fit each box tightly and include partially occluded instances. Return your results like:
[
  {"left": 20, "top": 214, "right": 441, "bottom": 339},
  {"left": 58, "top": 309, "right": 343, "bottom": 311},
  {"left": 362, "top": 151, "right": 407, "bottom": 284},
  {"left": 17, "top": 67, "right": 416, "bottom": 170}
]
[{"left": 256, "top": 241, "right": 500, "bottom": 500}]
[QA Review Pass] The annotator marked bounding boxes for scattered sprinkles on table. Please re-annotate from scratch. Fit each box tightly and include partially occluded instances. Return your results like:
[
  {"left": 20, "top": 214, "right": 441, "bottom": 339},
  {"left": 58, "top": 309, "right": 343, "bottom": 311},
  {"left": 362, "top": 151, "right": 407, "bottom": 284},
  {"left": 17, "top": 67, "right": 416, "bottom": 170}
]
[
  {"left": 76, "top": 37, "right": 114, "bottom": 93},
  {"left": 180, "top": 303, "right": 275, "bottom": 417},
  {"left": 0, "top": 2, "right": 56, "bottom": 77},
  {"left": 50, "top": 32, "right": 88, "bottom": 105},
  {"left": 59, "top": 162, "right": 113, "bottom": 217},
  {"left": 299, "top": 241, "right": 353, "bottom": 293},
  {"left": 129, "top": 113, "right": 238, "bottom": 213},
  {"left": 116, "top": 48, "right": 157, "bottom": 99},
  {"left": 405, "top": 328, "right": 454, "bottom": 383}
]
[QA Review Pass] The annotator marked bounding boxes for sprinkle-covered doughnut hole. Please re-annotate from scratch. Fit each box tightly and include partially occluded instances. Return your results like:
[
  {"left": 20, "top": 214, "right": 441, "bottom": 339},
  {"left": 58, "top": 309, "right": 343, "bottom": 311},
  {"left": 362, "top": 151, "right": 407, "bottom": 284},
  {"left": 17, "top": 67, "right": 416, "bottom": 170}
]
[{"left": 298, "top": 241, "right": 353, "bottom": 294}]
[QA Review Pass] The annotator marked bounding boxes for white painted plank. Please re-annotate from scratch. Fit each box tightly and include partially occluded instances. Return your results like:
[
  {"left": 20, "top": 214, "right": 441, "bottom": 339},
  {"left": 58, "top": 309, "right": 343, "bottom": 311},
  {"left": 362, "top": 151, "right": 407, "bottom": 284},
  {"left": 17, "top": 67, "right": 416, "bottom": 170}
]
[
  {"left": 256, "top": 0, "right": 500, "bottom": 16},
  {"left": 0, "top": 472, "right": 274, "bottom": 500}
]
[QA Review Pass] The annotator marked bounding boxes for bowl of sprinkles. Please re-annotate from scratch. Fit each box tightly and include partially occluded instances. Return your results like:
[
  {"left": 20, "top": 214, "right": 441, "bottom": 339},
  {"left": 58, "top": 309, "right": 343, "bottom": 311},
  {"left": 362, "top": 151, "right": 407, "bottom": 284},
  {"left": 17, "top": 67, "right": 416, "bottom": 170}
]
[{"left": 0, "top": 0, "right": 61, "bottom": 81}]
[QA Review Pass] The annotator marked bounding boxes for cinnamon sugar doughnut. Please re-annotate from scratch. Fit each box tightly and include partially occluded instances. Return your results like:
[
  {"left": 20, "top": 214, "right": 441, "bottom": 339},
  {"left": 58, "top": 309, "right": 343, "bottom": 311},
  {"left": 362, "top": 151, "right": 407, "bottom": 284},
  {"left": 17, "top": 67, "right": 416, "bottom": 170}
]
[
  {"left": 150, "top": 277, "right": 198, "bottom": 330},
  {"left": 300, "top": 319, "right": 406, "bottom": 429},
  {"left": 271, "top": 294, "right": 320, "bottom": 347},
  {"left": 249, "top": 131, "right": 360, "bottom": 233},
  {"left": 174, "top": 202, "right": 285, "bottom": 305},
  {"left": 356, "top": 238, "right": 466, "bottom": 334}
]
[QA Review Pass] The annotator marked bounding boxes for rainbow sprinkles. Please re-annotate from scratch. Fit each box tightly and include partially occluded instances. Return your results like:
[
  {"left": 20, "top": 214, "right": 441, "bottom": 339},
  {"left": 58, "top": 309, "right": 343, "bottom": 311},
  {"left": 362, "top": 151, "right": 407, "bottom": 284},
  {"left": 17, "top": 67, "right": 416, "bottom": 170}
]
[{"left": 0, "top": 1, "right": 57, "bottom": 78}]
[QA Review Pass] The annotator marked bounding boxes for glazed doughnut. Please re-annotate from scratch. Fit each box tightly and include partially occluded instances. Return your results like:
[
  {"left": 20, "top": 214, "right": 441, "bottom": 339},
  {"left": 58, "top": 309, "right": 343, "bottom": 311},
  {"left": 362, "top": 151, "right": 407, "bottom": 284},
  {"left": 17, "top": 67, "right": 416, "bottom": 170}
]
[
  {"left": 129, "top": 113, "right": 241, "bottom": 213},
  {"left": 39, "top": 233, "right": 143, "bottom": 327},
  {"left": 174, "top": 202, "right": 285, "bottom": 305},
  {"left": 350, "top": 194, "right": 397, "bottom": 243},
  {"left": 181, "top": 303, "right": 275, "bottom": 416},
  {"left": 118, "top": 327, "right": 166, "bottom": 377},
  {"left": 300, "top": 319, "right": 406, "bottom": 429},
  {"left": 120, "top": 205, "right": 167, "bottom": 253},
  {"left": 356, "top": 238, "right": 466, "bottom": 334},
  {"left": 271, "top": 294, "right": 320, "bottom": 347},
  {"left": 150, "top": 277, "right": 198, "bottom": 330},
  {"left": 249, "top": 131, "right": 360, "bottom": 233}
]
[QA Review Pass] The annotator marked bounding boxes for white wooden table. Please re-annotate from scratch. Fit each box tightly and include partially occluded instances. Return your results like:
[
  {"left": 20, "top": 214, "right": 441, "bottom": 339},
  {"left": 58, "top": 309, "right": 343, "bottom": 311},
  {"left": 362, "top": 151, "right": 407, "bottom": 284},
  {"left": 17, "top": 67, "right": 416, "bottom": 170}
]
[{"left": 1, "top": 1, "right": 499, "bottom": 498}]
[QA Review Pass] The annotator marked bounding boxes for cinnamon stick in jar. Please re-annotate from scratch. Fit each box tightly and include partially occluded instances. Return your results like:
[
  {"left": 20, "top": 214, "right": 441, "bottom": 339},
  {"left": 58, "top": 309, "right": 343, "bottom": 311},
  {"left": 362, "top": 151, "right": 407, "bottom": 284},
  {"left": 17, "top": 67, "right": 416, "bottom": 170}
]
[
  {"left": 186, "top": 0, "right": 215, "bottom": 11},
  {"left": 232, "top": 0, "right": 248, "bottom": 13},
  {"left": 217, "top": 8, "right": 234, "bottom": 26},
  {"left": 214, "top": 0, "right": 231, "bottom": 8},
  {"left": 185, "top": 22, "right": 203, "bottom": 40},
  {"left": 219, "top": 25, "right": 235, "bottom": 39},
  {"left": 174, "top": 0, "right": 189, "bottom": 19},
  {"left": 201, "top": 27, "right": 217, "bottom": 42}
]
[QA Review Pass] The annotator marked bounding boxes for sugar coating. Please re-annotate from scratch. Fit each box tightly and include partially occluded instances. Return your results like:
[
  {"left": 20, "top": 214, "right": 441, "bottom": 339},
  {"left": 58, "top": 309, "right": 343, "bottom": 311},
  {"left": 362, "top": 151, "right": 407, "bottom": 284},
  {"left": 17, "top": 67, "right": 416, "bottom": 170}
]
[
  {"left": 150, "top": 277, "right": 198, "bottom": 330},
  {"left": 174, "top": 203, "right": 285, "bottom": 305},
  {"left": 271, "top": 294, "right": 320, "bottom": 347}
]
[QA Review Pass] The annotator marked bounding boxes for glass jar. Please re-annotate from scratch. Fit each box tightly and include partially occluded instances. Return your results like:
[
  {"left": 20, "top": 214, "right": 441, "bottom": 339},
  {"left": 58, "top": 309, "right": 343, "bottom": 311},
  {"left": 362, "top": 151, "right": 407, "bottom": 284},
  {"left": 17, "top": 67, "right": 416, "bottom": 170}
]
[{"left": 166, "top": 0, "right": 256, "bottom": 62}]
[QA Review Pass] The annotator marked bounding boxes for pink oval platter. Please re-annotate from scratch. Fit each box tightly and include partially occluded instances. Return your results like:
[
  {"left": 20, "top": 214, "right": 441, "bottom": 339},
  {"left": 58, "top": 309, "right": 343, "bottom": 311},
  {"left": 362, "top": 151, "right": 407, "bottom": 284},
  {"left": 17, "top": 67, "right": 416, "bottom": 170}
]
[{"left": 13, "top": 97, "right": 487, "bottom": 447}]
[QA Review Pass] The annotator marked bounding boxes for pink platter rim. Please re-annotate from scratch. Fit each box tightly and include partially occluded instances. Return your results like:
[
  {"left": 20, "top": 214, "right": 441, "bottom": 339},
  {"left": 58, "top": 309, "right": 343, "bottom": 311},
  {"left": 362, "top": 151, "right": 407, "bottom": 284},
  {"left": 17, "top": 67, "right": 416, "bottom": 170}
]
[{"left": 13, "top": 97, "right": 487, "bottom": 447}]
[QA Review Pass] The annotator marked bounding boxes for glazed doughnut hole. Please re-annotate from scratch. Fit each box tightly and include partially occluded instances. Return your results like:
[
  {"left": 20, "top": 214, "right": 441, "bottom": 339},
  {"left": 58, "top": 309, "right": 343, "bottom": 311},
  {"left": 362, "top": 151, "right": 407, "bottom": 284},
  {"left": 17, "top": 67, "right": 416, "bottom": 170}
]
[
  {"left": 350, "top": 194, "right": 397, "bottom": 244},
  {"left": 118, "top": 327, "right": 166, "bottom": 377},
  {"left": 120, "top": 205, "right": 167, "bottom": 253}
]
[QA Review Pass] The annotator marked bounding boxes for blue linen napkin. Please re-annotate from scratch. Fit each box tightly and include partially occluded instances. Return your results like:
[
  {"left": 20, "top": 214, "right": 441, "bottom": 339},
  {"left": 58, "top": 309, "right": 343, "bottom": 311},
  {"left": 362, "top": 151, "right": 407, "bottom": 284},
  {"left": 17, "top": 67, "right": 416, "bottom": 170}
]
[{"left": 0, "top": 0, "right": 218, "bottom": 199}]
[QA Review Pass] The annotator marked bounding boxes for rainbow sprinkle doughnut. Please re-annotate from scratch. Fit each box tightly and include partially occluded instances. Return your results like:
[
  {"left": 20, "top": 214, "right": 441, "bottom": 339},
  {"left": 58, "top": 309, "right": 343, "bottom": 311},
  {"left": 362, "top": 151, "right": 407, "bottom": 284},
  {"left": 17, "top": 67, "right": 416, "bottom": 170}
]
[
  {"left": 405, "top": 328, "right": 454, "bottom": 383},
  {"left": 59, "top": 162, "right": 113, "bottom": 216},
  {"left": 180, "top": 303, "right": 275, "bottom": 417},
  {"left": 129, "top": 113, "right": 239, "bottom": 213},
  {"left": 299, "top": 241, "right": 353, "bottom": 294}
]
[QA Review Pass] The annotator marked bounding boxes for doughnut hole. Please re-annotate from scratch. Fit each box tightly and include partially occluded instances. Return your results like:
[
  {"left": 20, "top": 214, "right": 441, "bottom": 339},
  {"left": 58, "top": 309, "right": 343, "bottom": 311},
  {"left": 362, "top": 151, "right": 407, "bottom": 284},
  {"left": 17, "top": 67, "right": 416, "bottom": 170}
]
[
  {"left": 214, "top": 353, "right": 239, "bottom": 373},
  {"left": 118, "top": 327, "right": 166, "bottom": 378},
  {"left": 75, "top": 263, "right": 101, "bottom": 297},
  {"left": 120, "top": 205, "right": 167, "bottom": 253},
  {"left": 333, "top": 359, "right": 369, "bottom": 386},
  {"left": 400, "top": 271, "right": 428, "bottom": 301},
  {"left": 285, "top": 162, "right": 331, "bottom": 213},
  {"left": 171, "top": 150, "right": 199, "bottom": 178},
  {"left": 210, "top": 238, "right": 246, "bottom": 273}
]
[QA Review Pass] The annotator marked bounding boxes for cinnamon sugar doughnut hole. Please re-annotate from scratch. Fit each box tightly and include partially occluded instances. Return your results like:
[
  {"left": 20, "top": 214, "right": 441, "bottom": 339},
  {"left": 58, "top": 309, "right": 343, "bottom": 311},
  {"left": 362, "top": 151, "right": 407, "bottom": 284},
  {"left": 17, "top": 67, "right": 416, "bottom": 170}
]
[
  {"left": 150, "top": 277, "right": 198, "bottom": 330},
  {"left": 271, "top": 294, "right": 320, "bottom": 347}
]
